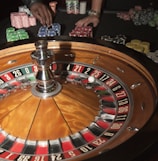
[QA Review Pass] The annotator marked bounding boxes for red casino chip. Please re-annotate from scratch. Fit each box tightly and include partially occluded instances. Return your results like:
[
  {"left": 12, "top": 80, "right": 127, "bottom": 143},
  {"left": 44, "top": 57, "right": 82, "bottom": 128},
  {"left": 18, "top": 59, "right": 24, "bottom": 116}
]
[{"left": 69, "top": 26, "right": 93, "bottom": 38}]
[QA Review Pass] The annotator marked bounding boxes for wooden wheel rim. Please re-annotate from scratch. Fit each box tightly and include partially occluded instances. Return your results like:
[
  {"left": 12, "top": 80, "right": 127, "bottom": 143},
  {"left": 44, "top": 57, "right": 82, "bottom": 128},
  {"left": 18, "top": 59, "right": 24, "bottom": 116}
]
[{"left": 0, "top": 37, "right": 157, "bottom": 161}]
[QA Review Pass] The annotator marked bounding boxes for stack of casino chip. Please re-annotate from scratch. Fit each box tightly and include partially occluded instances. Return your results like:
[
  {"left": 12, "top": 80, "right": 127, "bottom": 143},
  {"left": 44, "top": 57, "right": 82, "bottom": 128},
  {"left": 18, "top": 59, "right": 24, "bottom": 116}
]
[
  {"left": 73, "top": 0, "right": 80, "bottom": 14},
  {"left": 125, "top": 39, "right": 150, "bottom": 54},
  {"left": 146, "top": 50, "right": 158, "bottom": 63},
  {"left": 10, "top": 5, "right": 36, "bottom": 29},
  {"left": 148, "top": 11, "right": 158, "bottom": 28},
  {"left": 6, "top": 27, "right": 29, "bottom": 42},
  {"left": 10, "top": 12, "right": 36, "bottom": 29},
  {"left": 117, "top": 5, "right": 142, "bottom": 21},
  {"left": 117, "top": 6, "right": 158, "bottom": 30},
  {"left": 66, "top": 0, "right": 79, "bottom": 14},
  {"left": 37, "top": 23, "right": 61, "bottom": 37},
  {"left": 69, "top": 26, "right": 93, "bottom": 37},
  {"left": 17, "top": 29, "right": 29, "bottom": 40},
  {"left": 132, "top": 8, "right": 155, "bottom": 26},
  {"left": 101, "top": 34, "right": 127, "bottom": 45},
  {"left": 18, "top": 5, "right": 32, "bottom": 16}
]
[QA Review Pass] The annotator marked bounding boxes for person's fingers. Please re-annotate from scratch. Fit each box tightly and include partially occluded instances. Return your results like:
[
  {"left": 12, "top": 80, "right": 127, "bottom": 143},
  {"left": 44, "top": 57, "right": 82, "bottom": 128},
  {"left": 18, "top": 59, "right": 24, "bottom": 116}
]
[
  {"left": 75, "top": 17, "right": 89, "bottom": 27},
  {"left": 92, "top": 21, "right": 98, "bottom": 27},
  {"left": 40, "top": 5, "right": 52, "bottom": 26},
  {"left": 30, "top": 3, "right": 53, "bottom": 26},
  {"left": 75, "top": 16, "right": 99, "bottom": 27},
  {"left": 31, "top": 10, "right": 43, "bottom": 24},
  {"left": 75, "top": 21, "right": 83, "bottom": 27}
]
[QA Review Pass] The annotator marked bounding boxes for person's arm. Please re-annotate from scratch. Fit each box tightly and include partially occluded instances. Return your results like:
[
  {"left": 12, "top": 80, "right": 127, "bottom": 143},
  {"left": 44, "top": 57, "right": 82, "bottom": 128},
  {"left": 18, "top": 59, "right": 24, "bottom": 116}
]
[
  {"left": 22, "top": 0, "right": 53, "bottom": 26},
  {"left": 89, "top": 0, "right": 103, "bottom": 18},
  {"left": 75, "top": 0, "right": 103, "bottom": 27}
]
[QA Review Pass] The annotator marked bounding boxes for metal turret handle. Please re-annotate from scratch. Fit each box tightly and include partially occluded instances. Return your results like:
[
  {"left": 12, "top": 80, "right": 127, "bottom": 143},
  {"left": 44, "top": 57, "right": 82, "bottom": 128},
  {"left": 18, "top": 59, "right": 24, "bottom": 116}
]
[{"left": 31, "top": 40, "right": 62, "bottom": 98}]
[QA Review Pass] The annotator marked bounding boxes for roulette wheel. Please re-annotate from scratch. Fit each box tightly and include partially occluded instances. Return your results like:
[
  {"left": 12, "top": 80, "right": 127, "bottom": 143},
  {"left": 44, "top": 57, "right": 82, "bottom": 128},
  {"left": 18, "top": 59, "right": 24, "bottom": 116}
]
[{"left": 0, "top": 36, "right": 158, "bottom": 161}]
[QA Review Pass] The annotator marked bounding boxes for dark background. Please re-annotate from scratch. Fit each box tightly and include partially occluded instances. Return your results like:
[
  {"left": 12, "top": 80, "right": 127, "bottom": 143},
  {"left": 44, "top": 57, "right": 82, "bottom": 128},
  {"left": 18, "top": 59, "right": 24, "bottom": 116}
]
[{"left": 0, "top": 0, "right": 158, "bottom": 20}]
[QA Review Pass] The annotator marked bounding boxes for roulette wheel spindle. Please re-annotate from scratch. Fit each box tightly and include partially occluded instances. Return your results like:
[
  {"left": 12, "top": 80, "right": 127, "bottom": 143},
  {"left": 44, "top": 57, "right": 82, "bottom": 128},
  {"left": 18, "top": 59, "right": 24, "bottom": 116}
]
[{"left": 31, "top": 39, "right": 62, "bottom": 98}]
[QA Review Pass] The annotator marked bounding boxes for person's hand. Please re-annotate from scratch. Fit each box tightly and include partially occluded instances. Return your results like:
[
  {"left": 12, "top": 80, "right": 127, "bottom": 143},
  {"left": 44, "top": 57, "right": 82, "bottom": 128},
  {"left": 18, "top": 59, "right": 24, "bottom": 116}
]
[
  {"left": 30, "top": 2, "right": 53, "bottom": 26},
  {"left": 75, "top": 15, "right": 100, "bottom": 27}
]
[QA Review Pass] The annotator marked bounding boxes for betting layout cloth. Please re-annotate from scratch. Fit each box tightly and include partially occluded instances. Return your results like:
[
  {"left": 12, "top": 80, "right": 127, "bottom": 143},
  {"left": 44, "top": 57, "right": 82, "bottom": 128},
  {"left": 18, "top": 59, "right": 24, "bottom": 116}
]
[
  {"left": 69, "top": 26, "right": 93, "bottom": 38},
  {"left": 37, "top": 23, "right": 61, "bottom": 37}
]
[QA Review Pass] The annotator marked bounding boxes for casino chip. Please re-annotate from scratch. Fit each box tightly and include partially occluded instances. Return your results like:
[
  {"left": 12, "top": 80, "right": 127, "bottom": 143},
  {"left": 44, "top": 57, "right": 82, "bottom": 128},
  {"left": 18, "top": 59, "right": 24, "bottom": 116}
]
[
  {"left": 101, "top": 34, "right": 127, "bottom": 45},
  {"left": 51, "top": 23, "right": 61, "bottom": 35},
  {"left": 6, "top": 27, "right": 29, "bottom": 42},
  {"left": 125, "top": 39, "right": 150, "bottom": 54},
  {"left": 37, "top": 26, "right": 47, "bottom": 37},
  {"left": 18, "top": 5, "right": 32, "bottom": 15},
  {"left": 117, "top": 5, "right": 158, "bottom": 30},
  {"left": 146, "top": 50, "right": 158, "bottom": 63},
  {"left": 10, "top": 5, "right": 36, "bottom": 29},
  {"left": 69, "top": 26, "right": 93, "bottom": 38},
  {"left": 37, "top": 23, "right": 61, "bottom": 37},
  {"left": 66, "top": 0, "right": 79, "bottom": 14}
]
